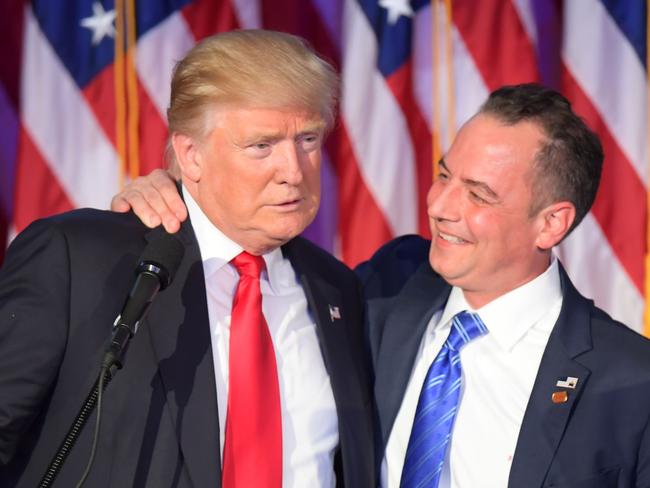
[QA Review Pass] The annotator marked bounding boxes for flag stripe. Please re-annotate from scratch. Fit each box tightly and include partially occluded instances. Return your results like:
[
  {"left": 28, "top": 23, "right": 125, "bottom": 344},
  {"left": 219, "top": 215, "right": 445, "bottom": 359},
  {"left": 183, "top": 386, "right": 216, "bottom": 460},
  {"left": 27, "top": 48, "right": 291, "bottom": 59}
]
[
  {"left": 21, "top": 6, "right": 119, "bottom": 211},
  {"left": 331, "top": 120, "right": 393, "bottom": 266},
  {"left": 385, "top": 62, "right": 433, "bottom": 238},
  {"left": 562, "top": 67, "right": 645, "bottom": 294},
  {"left": 453, "top": 0, "right": 539, "bottom": 90},
  {"left": 181, "top": 0, "right": 239, "bottom": 42},
  {"left": 558, "top": 213, "right": 644, "bottom": 331},
  {"left": 342, "top": 0, "right": 417, "bottom": 238},
  {"left": 14, "top": 126, "right": 74, "bottom": 230},
  {"left": 600, "top": 0, "right": 647, "bottom": 67},
  {"left": 563, "top": 0, "right": 648, "bottom": 186}
]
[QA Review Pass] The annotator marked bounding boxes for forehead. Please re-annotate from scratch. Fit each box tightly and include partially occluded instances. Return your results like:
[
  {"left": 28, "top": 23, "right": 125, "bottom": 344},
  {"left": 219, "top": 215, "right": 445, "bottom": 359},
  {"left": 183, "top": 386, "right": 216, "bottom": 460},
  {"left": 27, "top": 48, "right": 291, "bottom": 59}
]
[
  {"left": 209, "top": 104, "right": 326, "bottom": 133},
  {"left": 445, "top": 114, "right": 544, "bottom": 178}
]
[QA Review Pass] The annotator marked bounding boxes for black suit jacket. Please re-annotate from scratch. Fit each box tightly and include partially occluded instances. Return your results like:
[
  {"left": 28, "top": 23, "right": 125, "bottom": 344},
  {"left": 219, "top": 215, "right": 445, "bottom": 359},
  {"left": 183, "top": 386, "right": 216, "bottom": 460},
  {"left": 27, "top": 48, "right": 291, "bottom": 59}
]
[
  {"left": 358, "top": 235, "right": 650, "bottom": 488},
  {"left": 0, "top": 209, "right": 374, "bottom": 487}
]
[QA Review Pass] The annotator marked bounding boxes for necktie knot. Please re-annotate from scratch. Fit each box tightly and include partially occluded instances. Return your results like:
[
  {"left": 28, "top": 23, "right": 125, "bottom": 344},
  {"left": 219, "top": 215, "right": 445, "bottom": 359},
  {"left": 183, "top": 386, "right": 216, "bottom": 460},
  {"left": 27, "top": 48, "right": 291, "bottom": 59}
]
[
  {"left": 446, "top": 311, "right": 488, "bottom": 351},
  {"left": 232, "top": 251, "right": 265, "bottom": 279}
]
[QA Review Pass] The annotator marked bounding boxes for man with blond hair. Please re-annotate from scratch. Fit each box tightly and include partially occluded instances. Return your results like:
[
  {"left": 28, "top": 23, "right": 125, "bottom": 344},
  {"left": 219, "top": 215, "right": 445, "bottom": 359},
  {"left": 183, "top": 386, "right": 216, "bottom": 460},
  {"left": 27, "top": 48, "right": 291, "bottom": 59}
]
[{"left": 0, "top": 30, "right": 374, "bottom": 487}]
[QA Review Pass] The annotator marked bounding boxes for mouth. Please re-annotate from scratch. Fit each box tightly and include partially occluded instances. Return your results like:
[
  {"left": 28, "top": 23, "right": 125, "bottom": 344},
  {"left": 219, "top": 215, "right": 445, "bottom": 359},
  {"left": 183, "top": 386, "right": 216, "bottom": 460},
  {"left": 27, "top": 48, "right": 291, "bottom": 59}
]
[
  {"left": 437, "top": 231, "right": 469, "bottom": 245},
  {"left": 270, "top": 198, "right": 304, "bottom": 210}
]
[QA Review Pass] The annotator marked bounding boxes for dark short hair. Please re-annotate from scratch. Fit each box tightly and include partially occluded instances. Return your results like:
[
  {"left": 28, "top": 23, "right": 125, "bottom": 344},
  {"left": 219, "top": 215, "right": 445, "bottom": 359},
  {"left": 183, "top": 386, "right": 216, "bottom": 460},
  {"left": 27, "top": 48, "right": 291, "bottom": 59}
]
[{"left": 479, "top": 83, "right": 603, "bottom": 236}]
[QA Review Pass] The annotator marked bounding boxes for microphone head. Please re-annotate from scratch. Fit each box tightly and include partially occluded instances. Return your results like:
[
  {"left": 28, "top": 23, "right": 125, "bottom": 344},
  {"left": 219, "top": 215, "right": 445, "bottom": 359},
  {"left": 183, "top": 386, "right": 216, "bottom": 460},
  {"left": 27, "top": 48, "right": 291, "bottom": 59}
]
[{"left": 136, "top": 231, "right": 185, "bottom": 289}]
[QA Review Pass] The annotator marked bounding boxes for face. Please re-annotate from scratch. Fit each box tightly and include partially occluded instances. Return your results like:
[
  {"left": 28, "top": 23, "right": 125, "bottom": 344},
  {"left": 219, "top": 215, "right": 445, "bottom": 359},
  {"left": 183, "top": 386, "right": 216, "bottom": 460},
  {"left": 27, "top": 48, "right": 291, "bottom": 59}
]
[
  {"left": 182, "top": 106, "right": 324, "bottom": 254},
  {"left": 428, "top": 114, "right": 551, "bottom": 308}
]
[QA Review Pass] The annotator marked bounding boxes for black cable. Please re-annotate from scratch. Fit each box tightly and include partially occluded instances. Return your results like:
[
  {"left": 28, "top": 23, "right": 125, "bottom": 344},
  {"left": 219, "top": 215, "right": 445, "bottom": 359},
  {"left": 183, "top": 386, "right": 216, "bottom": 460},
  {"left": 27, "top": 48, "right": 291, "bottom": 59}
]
[
  {"left": 38, "top": 367, "right": 113, "bottom": 487},
  {"left": 74, "top": 364, "right": 110, "bottom": 488}
]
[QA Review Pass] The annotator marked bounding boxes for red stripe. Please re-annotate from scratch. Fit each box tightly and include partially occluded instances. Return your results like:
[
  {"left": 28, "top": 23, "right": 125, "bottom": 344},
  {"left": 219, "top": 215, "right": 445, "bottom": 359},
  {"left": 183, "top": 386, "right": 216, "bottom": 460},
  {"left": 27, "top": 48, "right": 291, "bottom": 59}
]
[
  {"left": 260, "top": 0, "right": 341, "bottom": 70},
  {"left": 83, "top": 61, "right": 175, "bottom": 178},
  {"left": 13, "top": 126, "right": 74, "bottom": 232},
  {"left": 83, "top": 64, "right": 116, "bottom": 146},
  {"left": 385, "top": 61, "right": 433, "bottom": 239},
  {"left": 329, "top": 120, "right": 393, "bottom": 267},
  {"left": 453, "top": 0, "right": 539, "bottom": 90},
  {"left": 561, "top": 67, "right": 645, "bottom": 293},
  {"left": 181, "top": 0, "right": 239, "bottom": 41},
  {"left": 137, "top": 78, "right": 169, "bottom": 176}
]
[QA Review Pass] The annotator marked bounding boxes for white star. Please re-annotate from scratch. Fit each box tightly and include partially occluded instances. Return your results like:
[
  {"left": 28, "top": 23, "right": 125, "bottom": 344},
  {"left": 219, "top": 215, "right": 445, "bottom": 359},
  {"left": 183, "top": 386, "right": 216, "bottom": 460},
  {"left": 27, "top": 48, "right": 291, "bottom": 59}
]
[
  {"left": 80, "top": 2, "right": 117, "bottom": 46},
  {"left": 379, "top": 0, "right": 414, "bottom": 25}
]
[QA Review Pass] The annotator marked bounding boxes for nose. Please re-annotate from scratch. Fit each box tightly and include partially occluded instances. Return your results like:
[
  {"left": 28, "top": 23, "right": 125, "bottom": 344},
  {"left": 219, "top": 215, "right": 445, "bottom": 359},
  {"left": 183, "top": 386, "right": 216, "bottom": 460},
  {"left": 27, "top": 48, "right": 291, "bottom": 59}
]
[
  {"left": 427, "top": 178, "right": 461, "bottom": 222},
  {"left": 276, "top": 142, "right": 304, "bottom": 186}
]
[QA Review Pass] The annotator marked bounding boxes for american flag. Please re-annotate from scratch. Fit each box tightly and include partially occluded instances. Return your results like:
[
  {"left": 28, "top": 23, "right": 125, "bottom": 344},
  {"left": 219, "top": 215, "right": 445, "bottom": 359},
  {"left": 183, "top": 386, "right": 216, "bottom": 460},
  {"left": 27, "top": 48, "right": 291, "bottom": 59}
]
[{"left": 0, "top": 0, "right": 647, "bottom": 333}]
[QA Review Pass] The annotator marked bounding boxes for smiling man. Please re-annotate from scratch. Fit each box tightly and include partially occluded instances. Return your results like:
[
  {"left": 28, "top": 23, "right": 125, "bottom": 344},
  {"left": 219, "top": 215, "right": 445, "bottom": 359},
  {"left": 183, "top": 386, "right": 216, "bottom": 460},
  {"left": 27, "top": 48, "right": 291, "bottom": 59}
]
[
  {"left": 111, "top": 83, "right": 650, "bottom": 487},
  {"left": 361, "top": 84, "right": 650, "bottom": 488},
  {"left": 0, "top": 30, "right": 373, "bottom": 487}
]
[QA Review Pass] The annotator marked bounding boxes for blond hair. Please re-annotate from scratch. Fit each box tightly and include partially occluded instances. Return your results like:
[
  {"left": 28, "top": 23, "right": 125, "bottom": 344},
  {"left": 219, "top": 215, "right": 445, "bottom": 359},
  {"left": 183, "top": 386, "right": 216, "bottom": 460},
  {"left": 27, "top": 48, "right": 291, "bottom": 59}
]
[{"left": 165, "top": 29, "right": 339, "bottom": 170}]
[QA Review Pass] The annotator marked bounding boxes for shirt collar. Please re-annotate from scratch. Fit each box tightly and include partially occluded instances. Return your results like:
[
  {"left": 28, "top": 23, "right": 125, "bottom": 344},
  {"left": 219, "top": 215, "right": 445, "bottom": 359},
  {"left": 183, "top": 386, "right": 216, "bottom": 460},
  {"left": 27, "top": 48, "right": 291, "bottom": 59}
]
[
  {"left": 183, "top": 185, "right": 284, "bottom": 292},
  {"left": 437, "top": 256, "right": 561, "bottom": 351}
]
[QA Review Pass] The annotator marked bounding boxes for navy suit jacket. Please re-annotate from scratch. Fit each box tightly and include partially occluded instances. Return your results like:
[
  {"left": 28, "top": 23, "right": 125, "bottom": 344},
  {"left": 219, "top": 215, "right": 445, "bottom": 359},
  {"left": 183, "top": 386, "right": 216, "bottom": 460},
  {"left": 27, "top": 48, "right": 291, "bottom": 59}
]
[
  {"left": 0, "top": 209, "right": 374, "bottom": 487},
  {"left": 358, "top": 235, "right": 650, "bottom": 488}
]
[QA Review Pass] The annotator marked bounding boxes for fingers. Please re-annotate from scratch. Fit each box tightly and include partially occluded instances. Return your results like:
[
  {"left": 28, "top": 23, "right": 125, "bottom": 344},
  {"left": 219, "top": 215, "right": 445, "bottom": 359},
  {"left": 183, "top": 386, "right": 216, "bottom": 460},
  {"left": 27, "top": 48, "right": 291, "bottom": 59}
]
[
  {"left": 151, "top": 169, "right": 188, "bottom": 223},
  {"left": 109, "top": 169, "right": 187, "bottom": 233}
]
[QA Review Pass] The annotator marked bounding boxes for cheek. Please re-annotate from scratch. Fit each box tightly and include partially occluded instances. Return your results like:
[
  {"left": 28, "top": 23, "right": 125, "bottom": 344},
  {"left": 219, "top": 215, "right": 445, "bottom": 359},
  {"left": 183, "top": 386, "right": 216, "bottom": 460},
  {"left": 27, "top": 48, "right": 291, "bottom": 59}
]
[{"left": 464, "top": 208, "right": 496, "bottom": 242}]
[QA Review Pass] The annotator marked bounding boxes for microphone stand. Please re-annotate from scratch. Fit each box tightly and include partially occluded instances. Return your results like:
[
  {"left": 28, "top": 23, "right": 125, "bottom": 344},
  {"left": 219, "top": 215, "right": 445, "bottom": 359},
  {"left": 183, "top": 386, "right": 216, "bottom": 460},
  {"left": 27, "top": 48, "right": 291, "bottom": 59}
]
[
  {"left": 37, "top": 319, "right": 138, "bottom": 488},
  {"left": 38, "top": 365, "right": 115, "bottom": 487}
]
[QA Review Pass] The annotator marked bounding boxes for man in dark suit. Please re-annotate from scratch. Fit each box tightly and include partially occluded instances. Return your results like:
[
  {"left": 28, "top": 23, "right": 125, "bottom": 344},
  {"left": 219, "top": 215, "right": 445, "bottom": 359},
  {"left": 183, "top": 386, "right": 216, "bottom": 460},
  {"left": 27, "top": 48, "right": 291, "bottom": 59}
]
[
  {"left": 0, "top": 30, "right": 374, "bottom": 487},
  {"left": 115, "top": 84, "right": 650, "bottom": 487},
  {"left": 358, "top": 84, "right": 650, "bottom": 487}
]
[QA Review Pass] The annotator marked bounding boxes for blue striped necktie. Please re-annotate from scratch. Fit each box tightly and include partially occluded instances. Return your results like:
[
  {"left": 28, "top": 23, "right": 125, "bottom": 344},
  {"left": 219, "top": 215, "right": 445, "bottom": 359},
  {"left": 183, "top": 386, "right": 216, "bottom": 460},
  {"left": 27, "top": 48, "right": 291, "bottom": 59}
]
[{"left": 400, "top": 311, "right": 488, "bottom": 488}]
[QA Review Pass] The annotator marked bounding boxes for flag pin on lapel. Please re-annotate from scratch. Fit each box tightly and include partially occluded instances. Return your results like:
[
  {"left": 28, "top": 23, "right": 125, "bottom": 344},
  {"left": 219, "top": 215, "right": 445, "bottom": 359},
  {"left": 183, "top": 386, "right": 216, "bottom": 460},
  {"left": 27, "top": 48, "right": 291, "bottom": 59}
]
[
  {"left": 329, "top": 304, "right": 341, "bottom": 322},
  {"left": 556, "top": 376, "right": 579, "bottom": 389}
]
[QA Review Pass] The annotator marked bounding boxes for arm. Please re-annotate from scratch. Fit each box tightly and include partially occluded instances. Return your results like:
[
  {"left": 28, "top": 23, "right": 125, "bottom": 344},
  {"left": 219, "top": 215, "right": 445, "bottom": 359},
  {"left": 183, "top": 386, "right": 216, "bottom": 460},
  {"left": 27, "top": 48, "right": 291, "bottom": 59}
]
[
  {"left": 0, "top": 220, "right": 71, "bottom": 466},
  {"left": 110, "top": 169, "right": 187, "bottom": 233}
]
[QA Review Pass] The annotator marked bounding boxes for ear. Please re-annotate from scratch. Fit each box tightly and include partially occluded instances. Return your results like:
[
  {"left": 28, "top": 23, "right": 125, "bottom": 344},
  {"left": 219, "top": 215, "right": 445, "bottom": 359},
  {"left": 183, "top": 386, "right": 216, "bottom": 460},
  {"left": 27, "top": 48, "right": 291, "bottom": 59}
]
[
  {"left": 171, "top": 132, "right": 203, "bottom": 182},
  {"left": 535, "top": 201, "right": 576, "bottom": 250}
]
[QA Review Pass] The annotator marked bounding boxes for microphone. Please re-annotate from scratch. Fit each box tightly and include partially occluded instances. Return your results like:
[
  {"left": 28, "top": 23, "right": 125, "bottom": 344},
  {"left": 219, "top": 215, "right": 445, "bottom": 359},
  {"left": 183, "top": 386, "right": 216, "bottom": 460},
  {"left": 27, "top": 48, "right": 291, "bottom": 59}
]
[{"left": 103, "top": 232, "right": 185, "bottom": 372}]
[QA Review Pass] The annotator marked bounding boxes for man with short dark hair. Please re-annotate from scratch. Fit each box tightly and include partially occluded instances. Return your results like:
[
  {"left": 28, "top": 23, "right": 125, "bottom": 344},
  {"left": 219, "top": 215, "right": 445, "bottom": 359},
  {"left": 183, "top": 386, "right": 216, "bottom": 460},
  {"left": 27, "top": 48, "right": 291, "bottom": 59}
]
[{"left": 112, "top": 83, "right": 650, "bottom": 487}]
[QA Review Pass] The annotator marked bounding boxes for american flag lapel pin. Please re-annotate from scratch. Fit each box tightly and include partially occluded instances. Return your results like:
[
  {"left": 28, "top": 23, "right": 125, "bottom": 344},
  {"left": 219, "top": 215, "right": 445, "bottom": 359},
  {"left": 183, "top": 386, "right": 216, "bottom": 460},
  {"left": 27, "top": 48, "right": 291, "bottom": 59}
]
[
  {"left": 329, "top": 304, "right": 341, "bottom": 322},
  {"left": 556, "top": 376, "right": 579, "bottom": 389}
]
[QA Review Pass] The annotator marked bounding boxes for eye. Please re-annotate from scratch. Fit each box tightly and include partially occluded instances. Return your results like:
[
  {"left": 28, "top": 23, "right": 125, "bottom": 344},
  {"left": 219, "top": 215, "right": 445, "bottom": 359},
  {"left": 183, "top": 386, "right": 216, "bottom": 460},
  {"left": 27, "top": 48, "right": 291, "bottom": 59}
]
[
  {"left": 469, "top": 191, "right": 488, "bottom": 204},
  {"left": 437, "top": 171, "right": 449, "bottom": 181},
  {"left": 244, "top": 141, "right": 272, "bottom": 158},
  {"left": 298, "top": 133, "right": 322, "bottom": 151}
]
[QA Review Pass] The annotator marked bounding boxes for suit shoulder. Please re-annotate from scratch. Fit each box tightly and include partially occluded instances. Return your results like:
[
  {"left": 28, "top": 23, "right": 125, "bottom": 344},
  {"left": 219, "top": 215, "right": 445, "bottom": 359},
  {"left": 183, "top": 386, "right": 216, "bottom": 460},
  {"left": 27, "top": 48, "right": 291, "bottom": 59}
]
[
  {"left": 45, "top": 208, "right": 149, "bottom": 237},
  {"left": 589, "top": 305, "right": 650, "bottom": 368},
  {"left": 355, "top": 235, "right": 433, "bottom": 299},
  {"left": 355, "top": 234, "right": 430, "bottom": 280},
  {"left": 5, "top": 209, "right": 153, "bottom": 274}
]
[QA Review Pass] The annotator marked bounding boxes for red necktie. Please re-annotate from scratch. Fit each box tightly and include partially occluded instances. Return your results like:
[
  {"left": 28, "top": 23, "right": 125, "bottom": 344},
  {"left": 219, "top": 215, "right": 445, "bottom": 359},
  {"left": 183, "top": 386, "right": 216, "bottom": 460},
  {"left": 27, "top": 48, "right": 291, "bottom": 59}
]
[{"left": 222, "top": 252, "right": 282, "bottom": 488}]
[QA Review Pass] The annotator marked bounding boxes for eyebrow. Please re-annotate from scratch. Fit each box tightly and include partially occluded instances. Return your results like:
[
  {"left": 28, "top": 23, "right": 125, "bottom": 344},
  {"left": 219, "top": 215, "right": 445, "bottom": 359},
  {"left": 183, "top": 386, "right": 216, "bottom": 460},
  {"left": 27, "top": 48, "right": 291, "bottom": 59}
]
[
  {"left": 241, "top": 122, "right": 326, "bottom": 144},
  {"left": 438, "top": 158, "right": 500, "bottom": 201}
]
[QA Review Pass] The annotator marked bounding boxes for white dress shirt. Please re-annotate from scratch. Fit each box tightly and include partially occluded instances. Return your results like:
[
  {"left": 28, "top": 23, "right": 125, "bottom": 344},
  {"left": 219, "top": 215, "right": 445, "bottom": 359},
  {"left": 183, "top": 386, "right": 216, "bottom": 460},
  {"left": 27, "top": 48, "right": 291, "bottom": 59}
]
[
  {"left": 184, "top": 187, "right": 339, "bottom": 488},
  {"left": 382, "top": 257, "right": 563, "bottom": 488}
]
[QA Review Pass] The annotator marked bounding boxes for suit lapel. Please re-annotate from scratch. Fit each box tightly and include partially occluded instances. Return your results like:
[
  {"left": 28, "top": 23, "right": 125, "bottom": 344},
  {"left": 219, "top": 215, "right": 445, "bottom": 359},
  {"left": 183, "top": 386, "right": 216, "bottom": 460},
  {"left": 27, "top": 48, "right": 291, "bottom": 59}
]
[
  {"left": 144, "top": 223, "right": 221, "bottom": 487},
  {"left": 372, "top": 263, "right": 451, "bottom": 451},
  {"left": 283, "top": 238, "right": 372, "bottom": 487},
  {"left": 282, "top": 238, "right": 367, "bottom": 404},
  {"left": 508, "top": 265, "right": 593, "bottom": 488}
]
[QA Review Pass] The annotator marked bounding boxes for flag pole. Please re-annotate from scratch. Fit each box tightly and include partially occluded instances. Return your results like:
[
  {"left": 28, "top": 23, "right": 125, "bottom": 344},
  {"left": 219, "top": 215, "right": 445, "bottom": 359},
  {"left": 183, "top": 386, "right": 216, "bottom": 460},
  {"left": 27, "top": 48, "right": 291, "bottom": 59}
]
[
  {"left": 126, "top": 0, "right": 140, "bottom": 181},
  {"left": 114, "top": 0, "right": 127, "bottom": 188},
  {"left": 643, "top": 3, "right": 650, "bottom": 337},
  {"left": 432, "top": 0, "right": 441, "bottom": 178}
]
